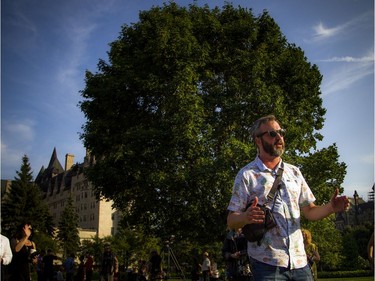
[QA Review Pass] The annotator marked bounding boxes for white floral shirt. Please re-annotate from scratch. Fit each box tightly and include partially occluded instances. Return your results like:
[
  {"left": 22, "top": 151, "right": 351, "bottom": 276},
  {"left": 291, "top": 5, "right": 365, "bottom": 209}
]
[{"left": 227, "top": 156, "right": 316, "bottom": 269}]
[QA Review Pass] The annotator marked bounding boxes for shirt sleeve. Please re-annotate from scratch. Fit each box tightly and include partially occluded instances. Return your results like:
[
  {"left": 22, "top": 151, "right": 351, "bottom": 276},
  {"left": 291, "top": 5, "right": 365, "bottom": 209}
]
[
  {"left": 227, "top": 169, "right": 251, "bottom": 212},
  {"left": 296, "top": 167, "right": 316, "bottom": 207},
  {"left": 1, "top": 236, "right": 13, "bottom": 265}
]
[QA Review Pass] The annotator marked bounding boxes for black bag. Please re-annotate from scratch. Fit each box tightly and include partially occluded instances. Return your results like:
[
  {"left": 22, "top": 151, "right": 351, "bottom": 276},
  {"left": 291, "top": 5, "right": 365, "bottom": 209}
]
[
  {"left": 242, "top": 204, "right": 277, "bottom": 243},
  {"left": 242, "top": 163, "right": 284, "bottom": 244}
]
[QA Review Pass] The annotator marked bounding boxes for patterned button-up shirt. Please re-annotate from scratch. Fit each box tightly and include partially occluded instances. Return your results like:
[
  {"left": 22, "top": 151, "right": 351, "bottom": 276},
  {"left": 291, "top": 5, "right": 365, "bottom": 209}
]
[{"left": 227, "top": 156, "right": 316, "bottom": 269}]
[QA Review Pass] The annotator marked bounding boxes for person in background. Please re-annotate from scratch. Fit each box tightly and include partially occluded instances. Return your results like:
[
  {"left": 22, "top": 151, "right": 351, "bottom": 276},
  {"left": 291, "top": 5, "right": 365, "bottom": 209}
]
[
  {"left": 43, "top": 249, "right": 61, "bottom": 281},
  {"left": 36, "top": 249, "right": 46, "bottom": 281},
  {"left": 191, "top": 255, "right": 201, "bottom": 281},
  {"left": 1, "top": 234, "right": 13, "bottom": 281},
  {"left": 368, "top": 232, "right": 374, "bottom": 271},
  {"left": 100, "top": 244, "right": 118, "bottom": 281},
  {"left": 149, "top": 250, "right": 162, "bottom": 281},
  {"left": 63, "top": 253, "right": 76, "bottom": 281},
  {"left": 75, "top": 255, "right": 86, "bottom": 281},
  {"left": 84, "top": 252, "right": 94, "bottom": 281},
  {"left": 9, "top": 223, "right": 37, "bottom": 281},
  {"left": 209, "top": 257, "right": 220, "bottom": 281},
  {"left": 56, "top": 266, "right": 64, "bottom": 281},
  {"left": 227, "top": 115, "right": 350, "bottom": 281},
  {"left": 137, "top": 259, "right": 148, "bottom": 281},
  {"left": 222, "top": 229, "right": 252, "bottom": 281},
  {"left": 201, "top": 252, "right": 211, "bottom": 281},
  {"left": 302, "top": 229, "right": 320, "bottom": 281}
]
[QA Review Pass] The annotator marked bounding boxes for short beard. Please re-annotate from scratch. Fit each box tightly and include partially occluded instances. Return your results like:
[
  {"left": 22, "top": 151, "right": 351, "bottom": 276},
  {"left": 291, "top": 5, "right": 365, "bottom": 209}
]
[{"left": 261, "top": 138, "right": 285, "bottom": 157}]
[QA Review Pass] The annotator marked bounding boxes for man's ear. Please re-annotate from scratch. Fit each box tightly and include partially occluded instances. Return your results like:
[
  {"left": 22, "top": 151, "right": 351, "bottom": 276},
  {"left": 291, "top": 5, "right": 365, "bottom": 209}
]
[{"left": 254, "top": 136, "right": 261, "bottom": 147}]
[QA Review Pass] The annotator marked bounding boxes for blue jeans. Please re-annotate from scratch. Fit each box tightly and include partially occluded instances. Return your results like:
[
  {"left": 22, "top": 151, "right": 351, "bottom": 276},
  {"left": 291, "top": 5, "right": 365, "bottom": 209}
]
[{"left": 250, "top": 258, "right": 313, "bottom": 281}]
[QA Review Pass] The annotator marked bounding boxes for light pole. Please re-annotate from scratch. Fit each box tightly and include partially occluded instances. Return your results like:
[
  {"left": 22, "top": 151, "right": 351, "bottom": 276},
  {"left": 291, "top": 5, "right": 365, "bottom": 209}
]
[{"left": 353, "top": 190, "right": 359, "bottom": 225}]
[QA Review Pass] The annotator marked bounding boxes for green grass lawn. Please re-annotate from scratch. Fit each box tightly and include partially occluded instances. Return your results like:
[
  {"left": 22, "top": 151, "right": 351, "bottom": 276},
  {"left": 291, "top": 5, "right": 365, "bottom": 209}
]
[{"left": 318, "top": 277, "right": 374, "bottom": 281}]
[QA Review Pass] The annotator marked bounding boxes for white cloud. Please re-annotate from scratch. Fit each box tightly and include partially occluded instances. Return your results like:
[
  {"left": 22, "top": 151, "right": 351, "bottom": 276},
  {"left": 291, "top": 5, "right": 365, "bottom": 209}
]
[
  {"left": 1, "top": 119, "right": 35, "bottom": 171},
  {"left": 311, "top": 11, "right": 373, "bottom": 42},
  {"left": 3, "top": 119, "right": 35, "bottom": 142},
  {"left": 320, "top": 54, "right": 374, "bottom": 63},
  {"left": 56, "top": 23, "right": 96, "bottom": 91},
  {"left": 320, "top": 49, "right": 374, "bottom": 96},
  {"left": 313, "top": 22, "right": 342, "bottom": 40},
  {"left": 321, "top": 61, "right": 373, "bottom": 96}
]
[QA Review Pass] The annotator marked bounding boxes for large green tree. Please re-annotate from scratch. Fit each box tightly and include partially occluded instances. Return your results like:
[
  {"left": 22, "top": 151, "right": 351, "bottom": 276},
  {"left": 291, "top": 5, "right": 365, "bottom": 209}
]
[
  {"left": 57, "top": 196, "right": 80, "bottom": 257},
  {"left": 79, "top": 3, "right": 346, "bottom": 244},
  {"left": 2, "top": 155, "right": 55, "bottom": 238}
]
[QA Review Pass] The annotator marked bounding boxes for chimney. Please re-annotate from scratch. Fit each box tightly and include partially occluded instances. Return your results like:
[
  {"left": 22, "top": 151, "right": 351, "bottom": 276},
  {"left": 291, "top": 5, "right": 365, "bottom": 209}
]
[{"left": 65, "top": 154, "right": 74, "bottom": 171}]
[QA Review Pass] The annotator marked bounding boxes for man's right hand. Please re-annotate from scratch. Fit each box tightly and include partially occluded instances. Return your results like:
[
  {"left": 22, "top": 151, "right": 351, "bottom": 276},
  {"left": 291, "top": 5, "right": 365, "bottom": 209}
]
[{"left": 245, "top": 197, "right": 265, "bottom": 224}]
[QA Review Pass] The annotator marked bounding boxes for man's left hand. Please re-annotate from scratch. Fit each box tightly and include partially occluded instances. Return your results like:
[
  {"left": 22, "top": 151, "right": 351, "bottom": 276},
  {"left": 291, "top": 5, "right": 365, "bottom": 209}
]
[{"left": 330, "top": 188, "right": 350, "bottom": 213}]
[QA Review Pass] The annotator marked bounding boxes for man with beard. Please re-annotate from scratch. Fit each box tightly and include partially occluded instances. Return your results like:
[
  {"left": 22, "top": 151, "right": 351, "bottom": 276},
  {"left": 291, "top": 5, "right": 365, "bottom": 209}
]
[{"left": 226, "top": 115, "right": 349, "bottom": 281}]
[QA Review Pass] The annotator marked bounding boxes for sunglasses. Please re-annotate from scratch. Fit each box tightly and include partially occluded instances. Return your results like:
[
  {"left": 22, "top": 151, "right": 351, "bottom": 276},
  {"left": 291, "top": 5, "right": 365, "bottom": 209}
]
[{"left": 257, "top": 129, "right": 286, "bottom": 138}]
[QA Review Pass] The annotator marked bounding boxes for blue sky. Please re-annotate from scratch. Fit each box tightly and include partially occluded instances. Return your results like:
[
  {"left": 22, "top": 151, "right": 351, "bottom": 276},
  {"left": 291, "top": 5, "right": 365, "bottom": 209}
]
[{"left": 2, "top": 0, "right": 374, "bottom": 200}]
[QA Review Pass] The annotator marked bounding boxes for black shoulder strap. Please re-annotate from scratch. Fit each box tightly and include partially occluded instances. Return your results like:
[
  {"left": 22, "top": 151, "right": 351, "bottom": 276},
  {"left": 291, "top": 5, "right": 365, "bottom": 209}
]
[{"left": 266, "top": 162, "right": 284, "bottom": 203}]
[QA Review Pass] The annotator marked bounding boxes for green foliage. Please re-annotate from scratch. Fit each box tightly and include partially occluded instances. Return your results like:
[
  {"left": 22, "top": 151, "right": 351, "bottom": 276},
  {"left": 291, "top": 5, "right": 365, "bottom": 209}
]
[
  {"left": 341, "top": 225, "right": 373, "bottom": 270},
  {"left": 302, "top": 218, "right": 344, "bottom": 271},
  {"left": 1, "top": 155, "right": 54, "bottom": 238},
  {"left": 57, "top": 196, "right": 80, "bottom": 257},
  {"left": 112, "top": 225, "right": 161, "bottom": 266},
  {"left": 299, "top": 144, "right": 347, "bottom": 205},
  {"left": 318, "top": 270, "right": 373, "bottom": 279},
  {"left": 79, "top": 2, "right": 344, "bottom": 245},
  {"left": 32, "top": 231, "right": 59, "bottom": 254}
]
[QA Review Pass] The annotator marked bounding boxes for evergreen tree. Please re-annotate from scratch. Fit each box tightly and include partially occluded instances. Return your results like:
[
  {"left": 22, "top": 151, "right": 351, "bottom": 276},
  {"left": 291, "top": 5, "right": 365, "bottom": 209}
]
[
  {"left": 2, "top": 155, "right": 54, "bottom": 238},
  {"left": 57, "top": 196, "right": 80, "bottom": 257}
]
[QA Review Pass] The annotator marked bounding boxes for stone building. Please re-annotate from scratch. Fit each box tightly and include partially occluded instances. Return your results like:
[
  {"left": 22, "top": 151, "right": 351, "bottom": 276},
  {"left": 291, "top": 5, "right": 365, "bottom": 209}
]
[
  {"left": 34, "top": 148, "right": 120, "bottom": 239},
  {"left": 335, "top": 190, "right": 374, "bottom": 230},
  {"left": 1, "top": 179, "right": 12, "bottom": 202}
]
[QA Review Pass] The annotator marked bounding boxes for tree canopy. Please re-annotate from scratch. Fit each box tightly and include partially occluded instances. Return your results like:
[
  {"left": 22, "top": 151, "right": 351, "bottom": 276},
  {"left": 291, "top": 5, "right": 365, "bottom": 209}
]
[{"left": 79, "top": 3, "right": 346, "bottom": 244}]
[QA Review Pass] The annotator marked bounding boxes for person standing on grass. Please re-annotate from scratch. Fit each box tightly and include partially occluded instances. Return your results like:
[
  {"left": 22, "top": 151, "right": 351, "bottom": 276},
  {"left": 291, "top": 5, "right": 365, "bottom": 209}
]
[
  {"left": 227, "top": 115, "right": 349, "bottom": 281},
  {"left": 302, "top": 229, "right": 320, "bottom": 281}
]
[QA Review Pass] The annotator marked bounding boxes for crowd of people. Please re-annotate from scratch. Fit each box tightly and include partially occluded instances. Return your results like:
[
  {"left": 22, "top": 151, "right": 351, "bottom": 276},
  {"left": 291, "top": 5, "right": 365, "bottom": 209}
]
[{"left": 0, "top": 223, "right": 117, "bottom": 281}]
